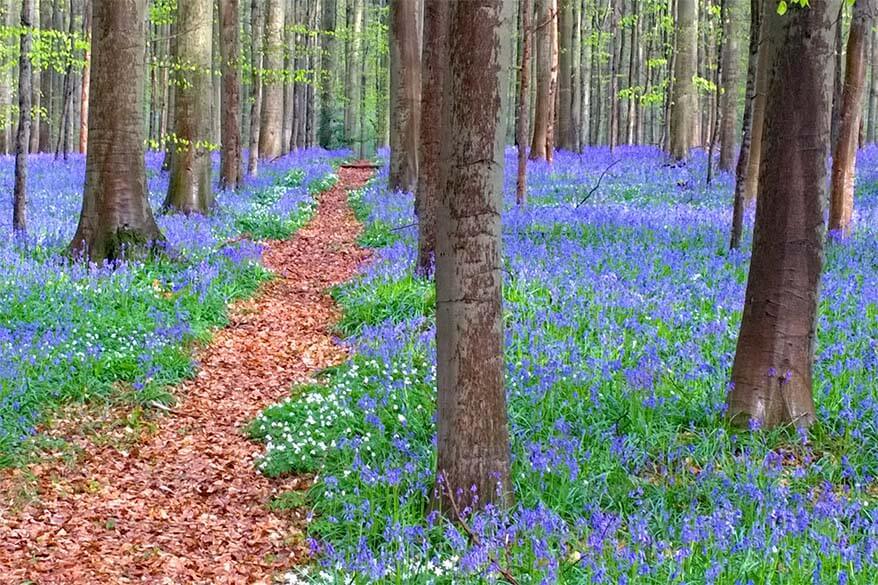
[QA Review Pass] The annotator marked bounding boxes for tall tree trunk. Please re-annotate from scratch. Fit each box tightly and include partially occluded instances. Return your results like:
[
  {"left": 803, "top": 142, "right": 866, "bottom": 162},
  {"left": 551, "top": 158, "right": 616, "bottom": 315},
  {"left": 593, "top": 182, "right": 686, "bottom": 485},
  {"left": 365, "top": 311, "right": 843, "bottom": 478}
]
[
  {"left": 259, "top": 0, "right": 285, "bottom": 158},
  {"left": 343, "top": 0, "right": 363, "bottom": 145},
  {"left": 435, "top": 0, "right": 512, "bottom": 517},
  {"left": 571, "top": 0, "right": 580, "bottom": 151},
  {"left": 869, "top": 27, "right": 878, "bottom": 142},
  {"left": 0, "top": 0, "right": 10, "bottom": 154},
  {"left": 79, "top": 0, "right": 90, "bottom": 154},
  {"left": 743, "top": 21, "right": 770, "bottom": 203},
  {"left": 730, "top": 0, "right": 762, "bottom": 249},
  {"left": 388, "top": 0, "right": 420, "bottom": 191},
  {"left": 579, "top": 0, "right": 590, "bottom": 148},
  {"left": 829, "top": 0, "right": 873, "bottom": 237},
  {"left": 545, "top": 0, "right": 558, "bottom": 160},
  {"left": 517, "top": 0, "right": 532, "bottom": 204},
  {"left": 282, "top": 0, "right": 294, "bottom": 153},
  {"left": 415, "top": 0, "right": 447, "bottom": 274},
  {"left": 557, "top": 0, "right": 573, "bottom": 150},
  {"left": 219, "top": 0, "right": 242, "bottom": 190},
  {"left": 718, "top": 0, "right": 738, "bottom": 171},
  {"left": 727, "top": 0, "right": 839, "bottom": 429},
  {"left": 164, "top": 0, "right": 214, "bottom": 214},
  {"left": 13, "top": 0, "right": 33, "bottom": 235},
  {"left": 706, "top": 0, "right": 725, "bottom": 185},
  {"left": 830, "top": 1, "right": 845, "bottom": 148},
  {"left": 625, "top": 0, "right": 640, "bottom": 145},
  {"left": 29, "top": 0, "right": 40, "bottom": 153},
  {"left": 319, "top": 0, "right": 337, "bottom": 147},
  {"left": 70, "top": 0, "right": 163, "bottom": 261},
  {"left": 669, "top": 0, "right": 697, "bottom": 159},
  {"left": 247, "top": 0, "right": 263, "bottom": 176},
  {"left": 54, "top": 0, "right": 75, "bottom": 160},
  {"left": 529, "top": 0, "right": 551, "bottom": 160}
]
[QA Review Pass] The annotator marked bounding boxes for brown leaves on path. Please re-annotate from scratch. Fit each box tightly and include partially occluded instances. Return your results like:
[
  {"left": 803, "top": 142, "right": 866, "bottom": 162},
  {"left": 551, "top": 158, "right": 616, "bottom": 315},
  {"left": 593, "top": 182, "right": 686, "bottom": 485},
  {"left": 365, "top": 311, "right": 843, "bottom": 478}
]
[{"left": 0, "top": 167, "right": 374, "bottom": 584}]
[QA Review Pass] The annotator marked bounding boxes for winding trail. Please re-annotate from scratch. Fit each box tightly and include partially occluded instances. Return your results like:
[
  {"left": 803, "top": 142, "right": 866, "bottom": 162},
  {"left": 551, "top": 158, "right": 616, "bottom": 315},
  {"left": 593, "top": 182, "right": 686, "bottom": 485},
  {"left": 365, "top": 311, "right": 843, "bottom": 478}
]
[{"left": 0, "top": 167, "right": 373, "bottom": 584}]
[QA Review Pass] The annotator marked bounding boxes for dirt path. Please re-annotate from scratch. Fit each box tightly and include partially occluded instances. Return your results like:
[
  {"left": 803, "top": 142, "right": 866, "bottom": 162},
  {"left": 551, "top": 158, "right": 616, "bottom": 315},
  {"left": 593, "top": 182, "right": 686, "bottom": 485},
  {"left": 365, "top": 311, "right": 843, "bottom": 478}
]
[{"left": 0, "top": 167, "right": 373, "bottom": 584}]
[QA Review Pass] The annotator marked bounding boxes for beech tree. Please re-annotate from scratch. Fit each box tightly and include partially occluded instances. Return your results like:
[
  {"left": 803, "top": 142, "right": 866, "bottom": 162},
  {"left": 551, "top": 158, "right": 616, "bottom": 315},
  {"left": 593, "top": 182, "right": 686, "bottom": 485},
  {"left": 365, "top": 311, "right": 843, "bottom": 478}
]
[
  {"left": 247, "top": 0, "right": 263, "bottom": 176},
  {"left": 516, "top": 0, "right": 533, "bottom": 204},
  {"left": 434, "top": 0, "right": 513, "bottom": 514},
  {"left": 13, "top": 0, "right": 32, "bottom": 235},
  {"left": 669, "top": 0, "right": 697, "bottom": 160},
  {"left": 829, "top": 0, "right": 875, "bottom": 237},
  {"left": 415, "top": 0, "right": 447, "bottom": 275},
  {"left": 388, "top": 0, "right": 420, "bottom": 193},
  {"left": 529, "top": 0, "right": 553, "bottom": 160},
  {"left": 557, "top": 0, "right": 574, "bottom": 151},
  {"left": 718, "top": 0, "right": 739, "bottom": 171},
  {"left": 70, "top": 0, "right": 163, "bottom": 261},
  {"left": 727, "top": 0, "right": 839, "bottom": 429},
  {"left": 259, "top": 0, "right": 284, "bottom": 159},
  {"left": 164, "top": 0, "right": 214, "bottom": 214},
  {"left": 219, "top": 0, "right": 242, "bottom": 191}
]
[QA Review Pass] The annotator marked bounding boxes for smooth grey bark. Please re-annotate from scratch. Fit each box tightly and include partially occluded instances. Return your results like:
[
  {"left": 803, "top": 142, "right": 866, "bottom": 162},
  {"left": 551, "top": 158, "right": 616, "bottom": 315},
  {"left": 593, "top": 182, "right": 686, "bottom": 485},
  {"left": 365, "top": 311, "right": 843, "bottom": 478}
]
[
  {"left": 219, "top": 0, "right": 242, "bottom": 190},
  {"left": 669, "top": 0, "right": 697, "bottom": 159},
  {"left": 319, "top": 0, "right": 337, "bottom": 147},
  {"left": 70, "top": 0, "right": 163, "bottom": 261},
  {"left": 259, "top": 0, "right": 285, "bottom": 158},
  {"left": 434, "top": 0, "right": 513, "bottom": 516},
  {"left": 247, "top": 0, "right": 263, "bottom": 176},
  {"left": 718, "top": 0, "right": 739, "bottom": 171},
  {"left": 13, "top": 0, "right": 32, "bottom": 234},
  {"left": 165, "top": 0, "right": 214, "bottom": 214},
  {"left": 727, "top": 0, "right": 839, "bottom": 429},
  {"left": 557, "top": 0, "right": 574, "bottom": 150}
]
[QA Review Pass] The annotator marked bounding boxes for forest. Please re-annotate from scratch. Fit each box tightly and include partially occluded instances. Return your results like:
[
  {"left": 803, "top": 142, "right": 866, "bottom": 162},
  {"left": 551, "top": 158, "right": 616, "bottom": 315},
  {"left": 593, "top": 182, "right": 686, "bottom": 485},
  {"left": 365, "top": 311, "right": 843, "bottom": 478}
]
[{"left": 1, "top": 0, "right": 877, "bottom": 583}]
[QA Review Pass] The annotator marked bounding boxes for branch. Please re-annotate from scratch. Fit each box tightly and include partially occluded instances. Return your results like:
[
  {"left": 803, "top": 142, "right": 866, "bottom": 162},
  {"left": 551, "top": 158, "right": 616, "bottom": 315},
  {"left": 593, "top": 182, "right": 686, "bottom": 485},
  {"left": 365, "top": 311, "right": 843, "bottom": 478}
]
[
  {"left": 440, "top": 474, "right": 521, "bottom": 585},
  {"left": 391, "top": 222, "right": 418, "bottom": 232},
  {"left": 576, "top": 159, "right": 621, "bottom": 208}
]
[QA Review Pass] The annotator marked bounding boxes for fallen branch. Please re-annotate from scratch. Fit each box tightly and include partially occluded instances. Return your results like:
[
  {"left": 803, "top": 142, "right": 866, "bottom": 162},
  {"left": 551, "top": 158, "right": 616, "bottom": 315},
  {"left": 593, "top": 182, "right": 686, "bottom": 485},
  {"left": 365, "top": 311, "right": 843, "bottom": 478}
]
[
  {"left": 576, "top": 159, "right": 621, "bottom": 208},
  {"left": 440, "top": 474, "right": 520, "bottom": 585},
  {"left": 391, "top": 222, "right": 418, "bottom": 232}
]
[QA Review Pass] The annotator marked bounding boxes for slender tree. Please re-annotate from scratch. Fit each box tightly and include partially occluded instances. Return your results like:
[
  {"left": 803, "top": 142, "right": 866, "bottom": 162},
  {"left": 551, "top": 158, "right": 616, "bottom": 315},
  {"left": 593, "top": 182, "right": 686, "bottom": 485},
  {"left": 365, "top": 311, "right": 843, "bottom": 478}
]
[
  {"left": 247, "top": 0, "right": 263, "bottom": 176},
  {"left": 557, "top": 0, "right": 574, "bottom": 150},
  {"left": 718, "top": 0, "right": 739, "bottom": 171},
  {"left": 389, "top": 0, "right": 420, "bottom": 192},
  {"left": 727, "top": 0, "right": 839, "bottom": 429},
  {"left": 415, "top": 0, "right": 447, "bottom": 275},
  {"left": 517, "top": 0, "right": 532, "bottom": 204},
  {"left": 730, "top": 0, "right": 763, "bottom": 249},
  {"left": 13, "top": 0, "right": 33, "bottom": 235},
  {"left": 319, "top": 0, "right": 337, "bottom": 148},
  {"left": 219, "top": 0, "right": 242, "bottom": 190},
  {"left": 829, "top": 0, "right": 875, "bottom": 237},
  {"left": 70, "top": 0, "right": 163, "bottom": 261},
  {"left": 164, "top": 0, "right": 213, "bottom": 214},
  {"left": 435, "top": 0, "right": 513, "bottom": 516},
  {"left": 669, "top": 0, "right": 697, "bottom": 159},
  {"left": 529, "top": 0, "right": 552, "bottom": 160},
  {"left": 79, "top": 0, "right": 90, "bottom": 154},
  {"left": 744, "top": 24, "right": 770, "bottom": 202},
  {"left": 259, "top": 0, "right": 285, "bottom": 159}
]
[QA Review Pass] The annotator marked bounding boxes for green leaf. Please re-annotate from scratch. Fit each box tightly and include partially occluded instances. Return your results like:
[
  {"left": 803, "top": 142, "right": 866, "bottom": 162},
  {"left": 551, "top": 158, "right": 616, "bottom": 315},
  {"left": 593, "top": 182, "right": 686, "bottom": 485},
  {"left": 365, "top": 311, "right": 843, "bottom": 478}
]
[{"left": 777, "top": 0, "right": 788, "bottom": 15}]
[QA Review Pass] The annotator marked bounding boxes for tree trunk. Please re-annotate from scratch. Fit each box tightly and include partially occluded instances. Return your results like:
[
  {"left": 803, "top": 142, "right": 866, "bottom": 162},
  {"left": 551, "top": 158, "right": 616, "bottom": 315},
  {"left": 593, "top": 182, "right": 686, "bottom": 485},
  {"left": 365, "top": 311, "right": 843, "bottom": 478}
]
[
  {"left": 388, "top": 0, "right": 420, "bottom": 192},
  {"left": 830, "top": 1, "right": 845, "bottom": 148},
  {"left": 164, "top": 0, "right": 213, "bottom": 214},
  {"left": 259, "top": 0, "right": 285, "bottom": 158},
  {"left": 718, "top": 0, "right": 738, "bottom": 171},
  {"left": 743, "top": 20, "right": 770, "bottom": 203},
  {"left": 545, "top": 0, "right": 558, "bottom": 161},
  {"left": 344, "top": 0, "right": 363, "bottom": 145},
  {"left": 579, "top": 0, "right": 590, "bottom": 148},
  {"left": 70, "top": 0, "right": 163, "bottom": 261},
  {"left": 571, "top": 0, "right": 580, "bottom": 151},
  {"left": 727, "top": 0, "right": 839, "bottom": 429},
  {"left": 730, "top": 0, "right": 762, "bottom": 250},
  {"left": 283, "top": 0, "right": 294, "bottom": 153},
  {"left": 626, "top": 0, "right": 640, "bottom": 145},
  {"left": 319, "top": 0, "right": 336, "bottom": 147},
  {"left": 669, "top": 0, "right": 697, "bottom": 159},
  {"left": 415, "top": 0, "right": 447, "bottom": 274},
  {"left": 219, "top": 0, "right": 242, "bottom": 190},
  {"left": 516, "top": 0, "right": 532, "bottom": 204},
  {"left": 829, "top": 0, "right": 873, "bottom": 237},
  {"left": 557, "top": 0, "right": 573, "bottom": 150},
  {"left": 706, "top": 0, "right": 725, "bottom": 185},
  {"left": 13, "top": 0, "right": 33, "bottom": 235},
  {"left": 529, "top": 0, "right": 551, "bottom": 159},
  {"left": 434, "top": 0, "right": 513, "bottom": 517},
  {"left": 869, "top": 27, "right": 878, "bottom": 142},
  {"left": 247, "top": 0, "right": 263, "bottom": 175},
  {"left": 79, "top": 0, "right": 90, "bottom": 154}
]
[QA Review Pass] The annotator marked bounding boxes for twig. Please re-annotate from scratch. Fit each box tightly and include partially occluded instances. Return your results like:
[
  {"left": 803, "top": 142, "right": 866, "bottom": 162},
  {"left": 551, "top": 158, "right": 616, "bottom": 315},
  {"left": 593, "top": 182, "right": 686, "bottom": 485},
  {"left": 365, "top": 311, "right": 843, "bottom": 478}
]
[
  {"left": 391, "top": 222, "right": 418, "bottom": 232},
  {"left": 440, "top": 474, "right": 521, "bottom": 585},
  {"left": 149, "top": 400, "right": 180, "bottom": 415},
  {"left": 576, "top": 159, "right": 621, "bottom": 208}
]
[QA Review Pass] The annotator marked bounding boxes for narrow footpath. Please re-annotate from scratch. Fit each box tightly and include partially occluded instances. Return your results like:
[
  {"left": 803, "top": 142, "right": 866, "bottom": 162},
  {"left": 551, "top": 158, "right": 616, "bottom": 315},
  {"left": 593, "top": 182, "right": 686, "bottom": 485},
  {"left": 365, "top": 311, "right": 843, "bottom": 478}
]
[{"left": 0, "top": 167, "right": 374, "bottom": 584}]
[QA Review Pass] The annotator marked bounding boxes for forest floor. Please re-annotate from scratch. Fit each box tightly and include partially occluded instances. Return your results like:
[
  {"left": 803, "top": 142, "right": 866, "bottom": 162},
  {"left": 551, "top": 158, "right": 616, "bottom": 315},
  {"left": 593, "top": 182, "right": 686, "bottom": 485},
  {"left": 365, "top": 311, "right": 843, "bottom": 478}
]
[{"left": 0, "top": 167, "right": 373, "bottom": 584}]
